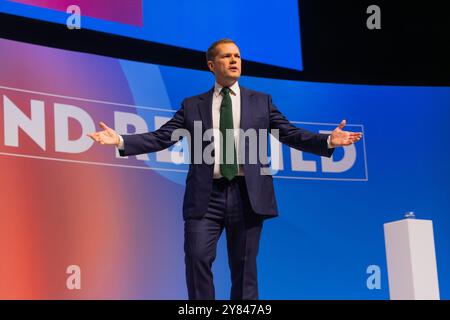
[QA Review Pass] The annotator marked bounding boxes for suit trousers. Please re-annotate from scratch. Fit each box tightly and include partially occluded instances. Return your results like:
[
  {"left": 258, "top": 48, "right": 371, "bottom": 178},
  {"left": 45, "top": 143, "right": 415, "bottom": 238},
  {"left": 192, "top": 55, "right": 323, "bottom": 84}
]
[{"left": 184, "top": 176, "right": 264, "bottom": 300}]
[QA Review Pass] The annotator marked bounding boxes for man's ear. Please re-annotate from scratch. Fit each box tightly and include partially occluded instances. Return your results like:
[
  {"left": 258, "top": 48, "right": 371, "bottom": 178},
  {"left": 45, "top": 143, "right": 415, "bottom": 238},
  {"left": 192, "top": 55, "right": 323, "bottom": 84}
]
[{"left": 207, "top": 61, "right": 215, "bottom": 74}]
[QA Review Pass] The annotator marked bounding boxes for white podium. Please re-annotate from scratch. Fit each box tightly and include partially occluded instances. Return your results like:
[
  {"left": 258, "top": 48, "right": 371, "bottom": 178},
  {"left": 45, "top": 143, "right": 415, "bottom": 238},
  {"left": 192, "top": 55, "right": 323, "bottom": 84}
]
[{"left": 384, "top": 219, "right": 440, "bottom": 300}]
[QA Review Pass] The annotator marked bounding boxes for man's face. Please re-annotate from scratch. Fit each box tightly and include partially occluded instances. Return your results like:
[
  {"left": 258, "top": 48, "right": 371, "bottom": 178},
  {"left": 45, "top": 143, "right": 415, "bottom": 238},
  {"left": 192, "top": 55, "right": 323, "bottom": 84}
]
[{"left": 208, "top": 42, "right": 241, "bottom": 85}]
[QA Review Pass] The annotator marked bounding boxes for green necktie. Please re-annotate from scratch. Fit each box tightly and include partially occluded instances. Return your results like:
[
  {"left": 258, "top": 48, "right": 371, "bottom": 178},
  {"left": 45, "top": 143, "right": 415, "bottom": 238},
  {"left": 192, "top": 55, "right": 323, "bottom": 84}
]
[{"left": 219, "top": 87, "right": 238, "bottom": 180}]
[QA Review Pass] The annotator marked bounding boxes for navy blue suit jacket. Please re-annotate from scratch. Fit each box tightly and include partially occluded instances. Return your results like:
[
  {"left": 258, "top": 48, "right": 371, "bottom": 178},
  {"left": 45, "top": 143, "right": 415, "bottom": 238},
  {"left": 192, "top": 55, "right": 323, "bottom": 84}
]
[{"left": 119, "top": 86, "right": 334, "bottom": 219}]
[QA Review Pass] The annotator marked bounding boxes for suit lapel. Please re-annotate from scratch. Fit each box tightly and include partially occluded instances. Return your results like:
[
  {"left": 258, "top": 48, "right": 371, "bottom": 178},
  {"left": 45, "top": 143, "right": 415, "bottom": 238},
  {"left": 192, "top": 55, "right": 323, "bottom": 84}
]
[
  {"left": 198, "top": 88, "right": 214, "bottom": 131},
  {"left": 239, "top": 86, "right": 252, "bottom": 131}
]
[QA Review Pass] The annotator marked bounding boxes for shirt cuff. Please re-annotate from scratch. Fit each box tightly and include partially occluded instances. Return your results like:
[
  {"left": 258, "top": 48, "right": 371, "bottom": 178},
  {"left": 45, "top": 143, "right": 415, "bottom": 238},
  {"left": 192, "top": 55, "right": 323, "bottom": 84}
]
[
  {"left": 117, "top": 135, "right": 124, "bottom": 150},
  {"left": 327, "top": 135, "right": 335, "bottom": 149}
]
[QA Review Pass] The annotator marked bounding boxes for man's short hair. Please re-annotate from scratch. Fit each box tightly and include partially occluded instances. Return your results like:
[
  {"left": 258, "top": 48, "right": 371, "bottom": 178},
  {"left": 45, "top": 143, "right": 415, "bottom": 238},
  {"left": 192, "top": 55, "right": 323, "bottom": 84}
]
[{"left": 206, "top": 38, "right": 236, "bottom": 62}]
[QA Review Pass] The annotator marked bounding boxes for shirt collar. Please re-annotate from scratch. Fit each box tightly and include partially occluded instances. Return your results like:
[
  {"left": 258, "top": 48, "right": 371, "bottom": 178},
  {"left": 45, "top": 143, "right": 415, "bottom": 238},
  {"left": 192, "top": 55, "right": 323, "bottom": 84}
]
[{"left": 214, "top": 81, "right": 240, "bottom": 97}]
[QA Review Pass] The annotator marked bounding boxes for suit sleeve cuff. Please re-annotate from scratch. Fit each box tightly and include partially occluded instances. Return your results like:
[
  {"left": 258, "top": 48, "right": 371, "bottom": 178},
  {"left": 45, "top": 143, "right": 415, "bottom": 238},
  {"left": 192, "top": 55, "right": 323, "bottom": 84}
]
[
  {"left": 327, "top": 135, "right": 335, "bottom": 149},
  {"left": 117, "top": 135, "right": 124, "bottom": 150}
]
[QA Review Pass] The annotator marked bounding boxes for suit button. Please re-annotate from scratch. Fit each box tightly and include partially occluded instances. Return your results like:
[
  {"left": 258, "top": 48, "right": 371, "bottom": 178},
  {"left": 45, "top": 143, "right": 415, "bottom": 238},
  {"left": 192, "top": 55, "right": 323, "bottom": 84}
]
[{"left": 211, "top": 150, "right": 215, "bottom": 157}]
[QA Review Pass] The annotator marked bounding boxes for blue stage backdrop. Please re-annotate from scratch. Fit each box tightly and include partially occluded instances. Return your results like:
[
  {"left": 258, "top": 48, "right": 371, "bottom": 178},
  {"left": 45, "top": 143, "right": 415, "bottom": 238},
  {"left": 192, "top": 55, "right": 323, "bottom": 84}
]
[
  {"left": 0, "top": 37, "right": 449, "bottom": 299},
  {"left": 159, "top": 65, "right": 450, "bottom": 299}
]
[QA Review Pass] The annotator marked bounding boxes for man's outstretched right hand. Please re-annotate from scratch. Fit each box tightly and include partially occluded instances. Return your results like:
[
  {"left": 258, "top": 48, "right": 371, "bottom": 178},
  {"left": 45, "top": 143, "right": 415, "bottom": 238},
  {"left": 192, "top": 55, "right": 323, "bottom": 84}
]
[{"left": 87, "top": 122, "right": 120, "bottom": 146}]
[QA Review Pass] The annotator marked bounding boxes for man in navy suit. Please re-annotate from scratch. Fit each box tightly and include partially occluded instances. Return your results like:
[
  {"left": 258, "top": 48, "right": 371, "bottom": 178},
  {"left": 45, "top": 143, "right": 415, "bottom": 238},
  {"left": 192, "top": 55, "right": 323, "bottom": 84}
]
[{"left": 88, "top": 39, "right": 362, "bottom": 300}]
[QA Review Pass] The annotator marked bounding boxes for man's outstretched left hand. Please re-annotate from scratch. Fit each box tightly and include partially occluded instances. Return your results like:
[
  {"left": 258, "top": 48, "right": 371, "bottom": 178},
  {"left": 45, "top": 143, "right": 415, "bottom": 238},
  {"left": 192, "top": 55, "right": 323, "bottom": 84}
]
[{"left": 330, "top": 119, "right": 362, "bottom": 147}]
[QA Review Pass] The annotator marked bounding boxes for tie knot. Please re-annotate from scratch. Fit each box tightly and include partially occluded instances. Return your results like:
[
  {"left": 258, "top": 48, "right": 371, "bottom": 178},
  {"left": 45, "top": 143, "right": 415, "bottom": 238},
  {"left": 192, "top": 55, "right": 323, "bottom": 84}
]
[{"left": 221, "top": 87, "right": 231, "bottom": 96}]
